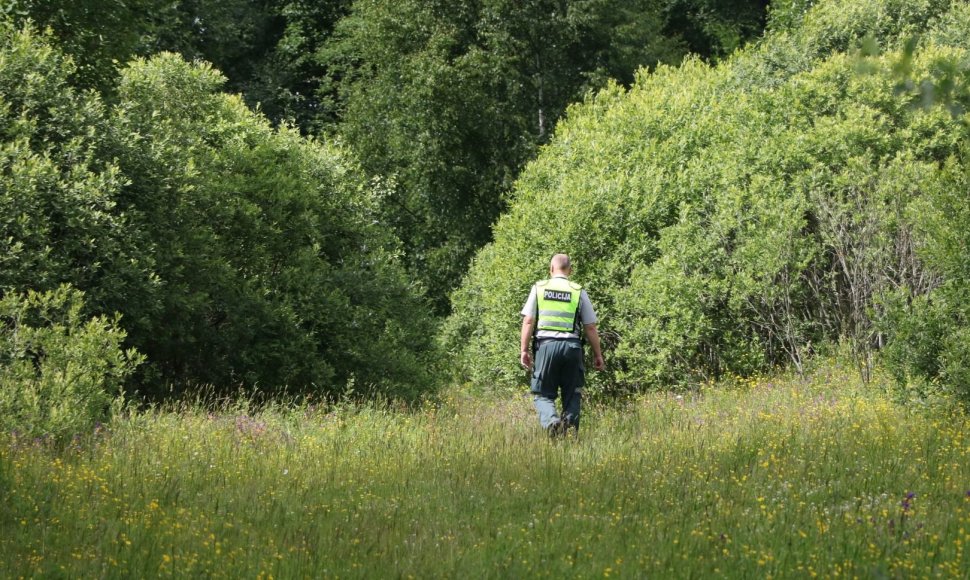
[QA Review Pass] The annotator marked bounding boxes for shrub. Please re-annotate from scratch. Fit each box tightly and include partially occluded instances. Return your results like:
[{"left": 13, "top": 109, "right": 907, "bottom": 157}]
[
  {"left": 444, "top": 0, "right": 968, "bottom": 395},
  {"left": 0, "top": 25, "right": 439, "bottom": 400},
  {"left": 883, "top": 146, "right": 970, "bottom": 406},
  {"left": 0, "top": 286, "right": 142, "bottom": 440},
  {"left": 106, "top": 53, "right": 439, "bottom": 398},
  {"left": 0, "top": 24, "right": 150, "bottom": 319}
]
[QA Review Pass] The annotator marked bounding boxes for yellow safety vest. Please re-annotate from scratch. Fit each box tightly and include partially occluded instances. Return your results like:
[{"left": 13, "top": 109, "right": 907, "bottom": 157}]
[{"left": 535, "top": 278, "right": 582, "bottom": 333}]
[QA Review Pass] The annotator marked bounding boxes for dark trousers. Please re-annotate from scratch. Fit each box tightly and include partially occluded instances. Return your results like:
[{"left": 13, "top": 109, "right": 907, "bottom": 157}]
[{"left": 530, "top": 339, "right": 585, "bottom": 430}]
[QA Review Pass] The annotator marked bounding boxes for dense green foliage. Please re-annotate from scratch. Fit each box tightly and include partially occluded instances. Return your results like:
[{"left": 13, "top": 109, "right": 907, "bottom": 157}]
[
  {"left": 0, "top": 286, "right": 140, "bottom": 440},
  {"left": 146, "top": 0, "right": 354, "bottom": 124},
  {"left": 0, "top": 26, "right": 436, "bottom": 403},
  {"left": 1, "top": 0, "right": 776, "bottom": 416},
  {"left": 9, "top": 0, "right": 970, "bottom": 414},
  {"left": 885, "top": 148, "right": 970, "bottom": 403},
  {"left": 106, "top": 52, "right": 437, "bottom": 397},
  {"left": 5, "top": 1, "right": 773, "bottom": 313},
  {"left": 2, "top": 363, "right": 969, "bottom": 576},
  {"left": 6, "top": 0, "right": 349, "bottom": 105},
  {"left": 321, "top": 0, "right": 771, "bottom": 309},
  {"left": 446, "top": 0, "right": 970, "bottom": 400},
  {"left": 6, "top": 0, "right": 173, "bottom": 90}
]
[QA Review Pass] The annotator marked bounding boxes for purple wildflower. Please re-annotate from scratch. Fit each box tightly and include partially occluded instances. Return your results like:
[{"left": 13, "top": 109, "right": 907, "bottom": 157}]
[{"left": 901, "top": 491, "right": 915, "bottom": 512}]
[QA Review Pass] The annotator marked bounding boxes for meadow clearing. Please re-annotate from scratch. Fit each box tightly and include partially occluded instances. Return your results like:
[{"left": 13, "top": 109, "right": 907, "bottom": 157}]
[{"left": 2, "top": 360, "right": 969, "bottom": 578}]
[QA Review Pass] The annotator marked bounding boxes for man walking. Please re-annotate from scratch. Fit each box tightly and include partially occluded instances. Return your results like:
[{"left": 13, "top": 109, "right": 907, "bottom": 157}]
[{"left": 520, "top": 254, "right": 605, "bottom": 436}]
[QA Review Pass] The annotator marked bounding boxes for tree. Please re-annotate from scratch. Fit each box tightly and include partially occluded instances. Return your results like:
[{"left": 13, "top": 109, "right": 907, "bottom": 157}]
[
  {"left": 0, "top": 286, "right": 141, "bottom": 440},
  {"left": 0, "top": 24, "right": 438, "bottom": 399},
  {"left": 148, "top": 0, "right": 354, "bottom": 126},
  {"left": 7, "top": 0, "right": 770, "bottom": 315},
  {"left": 0, "top": 24, "right": 151, "bottom": 319},
  {"left": 6, "top": 0, "right": 174, "bottom": 91},
  {"left": 320, "top": 0, "right": 770, "bottom": 311},
  {"left": 104, "top": 52, "right": 438, "bottom": 397}
]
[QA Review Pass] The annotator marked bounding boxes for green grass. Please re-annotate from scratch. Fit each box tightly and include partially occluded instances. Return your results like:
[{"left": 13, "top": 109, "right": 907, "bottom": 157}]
[{"left": 2, "top": 361, "right": 969, "bottom": 578}]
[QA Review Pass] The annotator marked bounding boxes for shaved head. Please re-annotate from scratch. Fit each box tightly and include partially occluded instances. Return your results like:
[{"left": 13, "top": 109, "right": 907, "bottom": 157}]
[{"left": 550, "top": 253, "right": 572, "bottom": 275}]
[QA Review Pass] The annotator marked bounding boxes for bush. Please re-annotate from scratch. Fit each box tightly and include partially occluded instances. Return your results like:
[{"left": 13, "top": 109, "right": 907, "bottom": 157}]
[
  {"left": 883, "top": 146, "right": 970, "bottom": 406},
  {"left": 0, "top": 24, "right": 150, "bottom": 318},
  {"left": 0, "top": 286, "right": 142, "bottom": 440},
  {"left": 444, "top": 0, "right": 968, "bottom": 395},
  {"left": 106, "top": 53, "right": 439, "bottom": 399},
  {"left": 0, "top": 26, "right": 440, "bottom": 400}
]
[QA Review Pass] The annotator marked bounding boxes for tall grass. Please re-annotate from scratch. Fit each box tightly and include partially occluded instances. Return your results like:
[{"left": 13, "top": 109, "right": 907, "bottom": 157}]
[{"left": 2, "top": 360, "right": 968, "bottom": 577}]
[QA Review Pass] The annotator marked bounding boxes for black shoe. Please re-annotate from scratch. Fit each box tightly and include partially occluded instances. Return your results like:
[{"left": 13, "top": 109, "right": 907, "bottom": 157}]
[
  {"left": 560, "top": 418, "right": 575, "bottom": 438},
  {"left": 559, "top": 416, "right": 579, "bottom": 439},
  {"left": 547, "top": 420, "right": 564, "bottom": 438}
]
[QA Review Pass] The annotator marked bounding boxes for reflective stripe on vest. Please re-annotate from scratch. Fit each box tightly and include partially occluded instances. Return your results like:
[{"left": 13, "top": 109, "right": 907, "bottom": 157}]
[{"left": 535, "top": 278, "right": 582, "bottom": 333}]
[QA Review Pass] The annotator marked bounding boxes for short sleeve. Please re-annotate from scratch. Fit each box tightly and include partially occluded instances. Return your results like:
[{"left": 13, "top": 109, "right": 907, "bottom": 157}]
[
  {"left": 520, "top": 285, "right": 538, "bottom": 317},
  {"left": 579, "top": 290, "right": 598, "bottom": 325}
]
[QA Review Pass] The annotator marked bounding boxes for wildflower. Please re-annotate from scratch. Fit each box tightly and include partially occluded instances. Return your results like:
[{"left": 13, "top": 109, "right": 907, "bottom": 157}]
[{"left": 902, "top": 492, "right": 915, "bottom": 512}]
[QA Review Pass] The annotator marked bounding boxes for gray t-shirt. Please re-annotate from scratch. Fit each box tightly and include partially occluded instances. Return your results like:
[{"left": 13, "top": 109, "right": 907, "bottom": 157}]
[{"left": 520, "top": 276, "right": 598, "bottom": 340}]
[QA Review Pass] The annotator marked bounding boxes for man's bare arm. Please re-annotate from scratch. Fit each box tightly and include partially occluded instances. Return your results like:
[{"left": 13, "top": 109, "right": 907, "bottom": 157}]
[
  {"left": 584, "top": 323, "right": 605, "bottom": 371},
  {"left": 520, "top": 316, "right": 535, "bottom": 369}
]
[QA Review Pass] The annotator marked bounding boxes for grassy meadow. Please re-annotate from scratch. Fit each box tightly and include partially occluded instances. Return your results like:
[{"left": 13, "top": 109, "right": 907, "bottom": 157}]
[{"left": 2, "top": 361, "right": 969, "bottom": 578}]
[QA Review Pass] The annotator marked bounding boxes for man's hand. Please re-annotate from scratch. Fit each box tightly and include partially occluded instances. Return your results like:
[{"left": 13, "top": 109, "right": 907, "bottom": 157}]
[
  {"left": 593, "top": 353, "right": 605, "bottom": 372},
  {"left": 520, "top": 350, "right": 533, "bottom": 370}
]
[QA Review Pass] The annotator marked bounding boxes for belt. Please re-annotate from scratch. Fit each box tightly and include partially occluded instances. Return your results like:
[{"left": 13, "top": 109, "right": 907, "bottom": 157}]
[{"left": 536, "top": 337, "right": 582, "bottom": 346}]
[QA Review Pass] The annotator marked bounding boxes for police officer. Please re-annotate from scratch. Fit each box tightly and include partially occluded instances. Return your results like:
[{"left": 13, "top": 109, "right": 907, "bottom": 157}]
[{"left": 520, "top": 254, "right": 605, "bottom": 436}]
